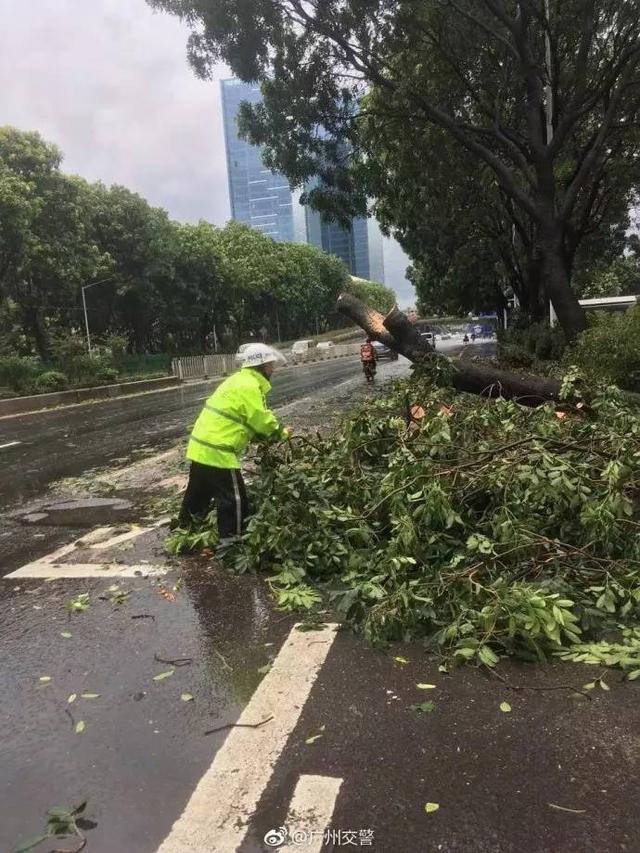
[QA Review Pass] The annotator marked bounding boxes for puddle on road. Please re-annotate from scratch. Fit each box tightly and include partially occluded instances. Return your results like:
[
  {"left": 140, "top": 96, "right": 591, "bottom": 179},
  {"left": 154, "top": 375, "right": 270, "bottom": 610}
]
[
  {"left": 0, "top": 566, "right": 294, "bottom": 853},
  {"left": 19, "top": 497, "right": 135, "bottom": 527}
]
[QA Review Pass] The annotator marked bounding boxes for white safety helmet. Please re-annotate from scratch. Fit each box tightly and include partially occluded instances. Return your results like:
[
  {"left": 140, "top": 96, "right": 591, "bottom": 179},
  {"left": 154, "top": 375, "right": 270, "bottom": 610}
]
[{"left": 240, "top": 343, "right": 288, "bottom": 368}]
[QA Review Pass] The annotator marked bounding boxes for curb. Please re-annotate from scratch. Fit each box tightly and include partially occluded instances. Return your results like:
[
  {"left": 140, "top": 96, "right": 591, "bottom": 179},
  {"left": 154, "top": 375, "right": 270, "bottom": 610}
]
[{"left": 0, "top": 376, "right": 181, "bottom": 417}]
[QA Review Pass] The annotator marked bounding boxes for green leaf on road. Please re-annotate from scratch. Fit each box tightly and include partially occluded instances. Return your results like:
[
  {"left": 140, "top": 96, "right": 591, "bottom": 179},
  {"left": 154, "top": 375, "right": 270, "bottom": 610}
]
[
  {"left": 305, "top": 724, "right": 325, "bottom": 744},
  {"left": 46, "top": 807, "right": 71, "bottom": 818},
  {"left": 257, "top": 663, "right": 272, "bottom": 675},
  {"left": 394, "top": 656, "right": 409, "bottom": 666},
  {"left": 67, "top": 694, "right": 77, "bottom": 704},
  {"left": 478, "top": 645, "right": 499, "bottom": 667},
  {"left": 500, "top": 702, "right": 512, "bottom": 713},
  {"left": 424, "top": 802, "right": 440, "bottom": 814},
  {"left": 66, "top": 594, "right": 90, "bottom": 613},
  {"left": 181, "top": 693, "right": 194, "bottom": 702},
  {"left": 38, "top": 676, "right": 51, "bottom": 683},
  {"left": 152, "top": 670, "right": 175, "bottom": 682},
  {"left": 409, "top": 701, "right": 435, "bottom": 714},
  {"left": 582, "top": 682, "right": 596, "bottom": 690},
  {"left": 416, "top": 683, "right": 436, "bottom": 690},
  {"left": 81, "top": 693, "right": 100, "bottom": 700},
  {"left": 60, "top": 632, "right": 72, "bottom": 639},
  {"left": 75, "top": 721, "right": 85, "bottom": 734}
]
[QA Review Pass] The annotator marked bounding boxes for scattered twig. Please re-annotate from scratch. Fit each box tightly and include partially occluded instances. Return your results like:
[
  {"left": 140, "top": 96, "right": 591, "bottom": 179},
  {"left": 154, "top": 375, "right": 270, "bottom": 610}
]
[
  {"left": 214, "top": 649, "right": 233, "bottom": 671},
  {"left": 204, "top": 714, "right": 274, "bottom": 736},
  {"left": 131, "top": 613, "right": 156, "bottom": 621},
  {"left": 548, "top": 803, "right": 587, "bottom": 814},
  {"left": 484, "top": 664, "right": 593, "bottom": 700},
  {"left": 64, "top": 708, "right": 76, "bottom": 730},
  {"left": 154, "top": 653, "right": 193, "bottom": 667}
]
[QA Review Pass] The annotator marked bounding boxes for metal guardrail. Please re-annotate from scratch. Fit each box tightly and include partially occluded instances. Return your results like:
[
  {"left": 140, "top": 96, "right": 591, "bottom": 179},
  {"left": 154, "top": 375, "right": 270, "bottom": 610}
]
[
  {"left": 171, "top": 354, "right": 237, "bottom": 380},
  {"left": 171, "top": 343, "right": 361, "bottom": 380}
]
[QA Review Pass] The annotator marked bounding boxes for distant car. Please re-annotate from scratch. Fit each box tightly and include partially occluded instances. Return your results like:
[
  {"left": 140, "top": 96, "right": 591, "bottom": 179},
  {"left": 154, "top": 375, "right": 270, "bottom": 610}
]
[
  {"left": 420, "top": 331, "right": 437, "bottom": 350},
  {"left": 372, "top": 340, "right": 399, "bottom": 361},
  {"left": 316, "top": 341, "right": 335, "bottom": 350}
]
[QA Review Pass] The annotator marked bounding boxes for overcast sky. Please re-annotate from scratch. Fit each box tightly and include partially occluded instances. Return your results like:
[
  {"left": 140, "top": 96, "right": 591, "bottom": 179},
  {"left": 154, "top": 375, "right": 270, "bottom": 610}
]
[{"left": 0, "top": 0, "right": 414, "bottom": 303}]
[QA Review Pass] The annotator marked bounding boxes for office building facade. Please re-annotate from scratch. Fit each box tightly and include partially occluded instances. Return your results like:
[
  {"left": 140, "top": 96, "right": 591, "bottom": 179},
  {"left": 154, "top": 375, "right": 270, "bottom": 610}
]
[{"left": 221, "top": 78, "right": 384, "bottom": 282}]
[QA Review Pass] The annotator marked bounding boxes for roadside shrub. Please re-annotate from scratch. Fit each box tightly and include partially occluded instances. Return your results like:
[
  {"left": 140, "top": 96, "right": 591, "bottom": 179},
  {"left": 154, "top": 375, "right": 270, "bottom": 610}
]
[
  {"left": 51, "top": 333, "right": 87, "bottom": 377},
  {"left": 496, "top": 344, "right": 535, "bottom": 369},
  {"left": 563, "top": 307, "right": 640, "bottom": 391},
  {"left": 104, "top": 334, "right": 128, "bottom": 369},
  {"left": 0, "top": 356, "right": 39, "bottom": 393},
  {"left": 33, "top": 370, "right": 69, "bottom": 393},
  {"left": 498, "top": 321, "right": 566, "bottom": 365},
  {"left": 96, "top": 367, "right": 119, "bottom": 383}
]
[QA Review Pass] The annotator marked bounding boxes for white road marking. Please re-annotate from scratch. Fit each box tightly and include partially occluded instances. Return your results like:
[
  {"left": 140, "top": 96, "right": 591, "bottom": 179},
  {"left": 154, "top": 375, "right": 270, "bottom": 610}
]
[
  {"left": 279, "top": 775, "right": 343, "bottom": 853},
  {"left": 90, "top": 525, "right": 151, "bottom": 551},
  {"left": 6, "top": 562, "right": 168, "bottom": 579},
  {"left": 5, "top": 519, "right": 170, "bottom": 579},
  {"left": 156, "top": 623, "right": 339, "bottom": 853},
  {"left": 0, "top": 440, "right": 21, "bottom": 449}
]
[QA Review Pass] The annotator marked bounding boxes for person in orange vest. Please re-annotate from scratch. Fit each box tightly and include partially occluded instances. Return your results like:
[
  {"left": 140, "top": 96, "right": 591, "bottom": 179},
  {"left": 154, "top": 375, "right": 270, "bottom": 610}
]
[{"left": 360, "top": 337, "right": 377, "bottom": 381}]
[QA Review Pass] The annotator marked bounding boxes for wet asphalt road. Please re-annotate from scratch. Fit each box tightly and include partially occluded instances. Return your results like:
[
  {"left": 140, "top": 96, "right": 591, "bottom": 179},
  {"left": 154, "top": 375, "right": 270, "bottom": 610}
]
[
  {"left": 10, "top": 341, "right": 634, "bottom": 853},
  {"left": 0, "top": 358, "right": 363, "bottom": 509},
  {"left": 3, "top": 548, "right": 640, "bottom": 853}
]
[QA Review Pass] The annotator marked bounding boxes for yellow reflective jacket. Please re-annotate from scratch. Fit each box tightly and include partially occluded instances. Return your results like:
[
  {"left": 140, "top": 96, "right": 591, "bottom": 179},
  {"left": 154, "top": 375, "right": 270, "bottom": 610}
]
[{"left": 186, "top": 368, "right": 285, "bottom": 469}]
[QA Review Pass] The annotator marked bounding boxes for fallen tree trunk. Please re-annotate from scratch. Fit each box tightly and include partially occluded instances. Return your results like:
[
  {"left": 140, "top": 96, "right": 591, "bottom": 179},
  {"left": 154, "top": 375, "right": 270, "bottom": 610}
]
[{"left": 337, "top": 293, "right": 567, "bottom": 407}]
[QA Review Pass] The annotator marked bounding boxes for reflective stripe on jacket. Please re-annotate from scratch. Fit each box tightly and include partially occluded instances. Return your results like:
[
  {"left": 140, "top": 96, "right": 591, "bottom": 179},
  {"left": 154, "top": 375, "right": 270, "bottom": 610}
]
[{"left": 186, "top": 368, "right": 284, "bottom": 469}]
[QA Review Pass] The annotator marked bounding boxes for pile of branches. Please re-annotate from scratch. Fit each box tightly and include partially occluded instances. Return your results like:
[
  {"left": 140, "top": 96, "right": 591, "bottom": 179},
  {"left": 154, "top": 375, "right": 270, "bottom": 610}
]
[{"left": 229, "top": 371, "right": 640, "bottom": 672}]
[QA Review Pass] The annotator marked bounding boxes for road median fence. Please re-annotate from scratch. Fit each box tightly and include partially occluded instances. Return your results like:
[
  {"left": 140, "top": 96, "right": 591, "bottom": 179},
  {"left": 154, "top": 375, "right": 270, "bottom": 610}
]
[{"left": 171, "top": 343, "right": 361, "bottom": 381}]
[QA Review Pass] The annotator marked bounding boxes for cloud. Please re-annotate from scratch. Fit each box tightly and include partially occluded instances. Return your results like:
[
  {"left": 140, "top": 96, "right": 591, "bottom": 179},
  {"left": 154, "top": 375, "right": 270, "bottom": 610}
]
[
  {"left": 0, "top": 0, "right": 414, "bottom": 300},
  {"left": 0, "top": 0, "right": 230, "bottom": 223}
]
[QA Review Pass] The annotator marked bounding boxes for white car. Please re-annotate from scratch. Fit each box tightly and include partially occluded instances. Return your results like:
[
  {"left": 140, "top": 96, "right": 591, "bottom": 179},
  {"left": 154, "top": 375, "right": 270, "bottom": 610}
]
[
  {"left": 316, "top": 341, "right": 335, "bottom": 350},
  {"left": 420, "top": 331, "right": 437, "bottom": 349},
  {"left": 291, "top": 339, "right": 315, "bottom": 362}
]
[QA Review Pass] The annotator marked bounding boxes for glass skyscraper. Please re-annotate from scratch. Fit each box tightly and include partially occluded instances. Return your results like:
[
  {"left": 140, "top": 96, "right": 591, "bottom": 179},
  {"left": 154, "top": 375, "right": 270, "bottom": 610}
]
[
  {"left": 221, "top": 79, "right": 295, "bottom": 241},
  {"left": 221, "top": 78, "right": 384, "bottom": 282}
]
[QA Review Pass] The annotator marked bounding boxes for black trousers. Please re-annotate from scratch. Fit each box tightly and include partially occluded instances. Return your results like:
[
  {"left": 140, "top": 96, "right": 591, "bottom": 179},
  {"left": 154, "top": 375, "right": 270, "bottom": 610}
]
[{"left": 178, "top": 462, "right": 250, "bottom": 538}]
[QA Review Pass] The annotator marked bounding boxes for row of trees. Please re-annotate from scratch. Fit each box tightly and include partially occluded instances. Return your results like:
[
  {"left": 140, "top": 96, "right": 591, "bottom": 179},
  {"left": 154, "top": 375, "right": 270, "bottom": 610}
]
[
  {"left": 0, "top": 126, "right": 395, "bottom": 360},
  {"left": 153, "top": 0, "right": 640, "bottom": 338}
]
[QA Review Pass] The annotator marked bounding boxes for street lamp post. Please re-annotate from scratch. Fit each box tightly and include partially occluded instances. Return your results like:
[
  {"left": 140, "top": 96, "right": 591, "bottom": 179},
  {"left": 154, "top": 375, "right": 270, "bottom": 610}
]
[
  {"left": 544, "top": 0, "right": 553, "bottom": 145},
  {"left": 81, "top": 276, "right": 115, "bottom": 354}
]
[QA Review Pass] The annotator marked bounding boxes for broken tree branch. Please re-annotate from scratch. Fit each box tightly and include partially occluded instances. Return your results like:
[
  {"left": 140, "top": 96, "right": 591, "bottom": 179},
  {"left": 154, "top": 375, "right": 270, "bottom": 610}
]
[{"left": 337, "top": 293, "right": 568, "bottom": 407}]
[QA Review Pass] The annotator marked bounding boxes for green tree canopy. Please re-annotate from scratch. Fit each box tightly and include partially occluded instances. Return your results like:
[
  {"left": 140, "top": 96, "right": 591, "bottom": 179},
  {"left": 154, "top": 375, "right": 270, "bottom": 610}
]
[
  {"left": 149, "top": 0, "right": 640, "bottom": 338},
  {"left": 0, "top": 127, "right": 364, "bottom": 358},
  {"left": 0, "top": 128, "right": 106, "bottom": 358}
]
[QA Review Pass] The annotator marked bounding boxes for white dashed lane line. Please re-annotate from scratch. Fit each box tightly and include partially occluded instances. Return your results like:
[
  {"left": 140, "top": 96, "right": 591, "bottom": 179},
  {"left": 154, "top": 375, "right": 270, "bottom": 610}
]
[
  {"left": 156, "top": 623, "right": 339, "bottom": 853},
  {"left": 5, "top": 520, "right": 170, "bottom": 579},
  {"left": 278, "top": 774, "right": 344, "bottom": 853}
]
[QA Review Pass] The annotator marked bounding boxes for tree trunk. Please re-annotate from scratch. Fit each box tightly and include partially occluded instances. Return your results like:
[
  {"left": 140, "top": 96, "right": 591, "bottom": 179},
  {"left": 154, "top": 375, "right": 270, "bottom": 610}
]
[
  {"left": 337, "top": 293, "right": 568, "bottom": 407},
  {"left": 541, "top": 231, "right": 586, "bottom": 338},
  {"left": 22, "top": 302, "right": 50, "bottom": 361},
  {"left": 523, "top": 252, "right": 545, "bottom": 322}
]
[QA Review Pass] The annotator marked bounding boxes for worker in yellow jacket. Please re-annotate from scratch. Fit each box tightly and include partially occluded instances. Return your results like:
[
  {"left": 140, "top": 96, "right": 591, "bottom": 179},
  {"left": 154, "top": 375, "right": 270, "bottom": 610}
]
[{"left": 178, "top": 343, "right": 289, "bottom": 541}]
